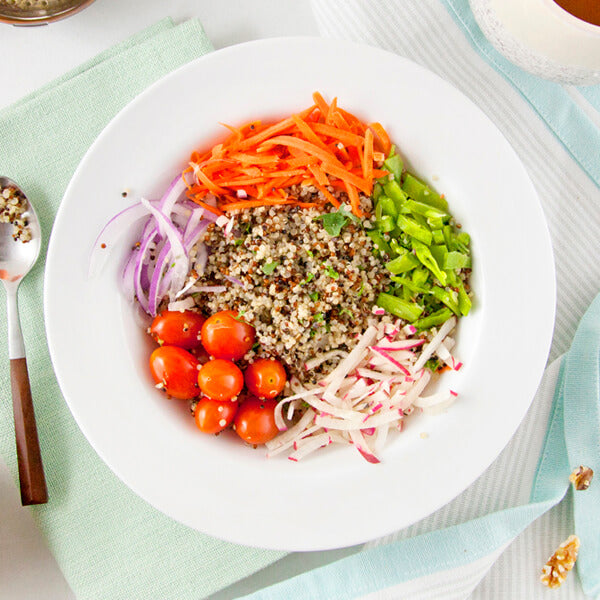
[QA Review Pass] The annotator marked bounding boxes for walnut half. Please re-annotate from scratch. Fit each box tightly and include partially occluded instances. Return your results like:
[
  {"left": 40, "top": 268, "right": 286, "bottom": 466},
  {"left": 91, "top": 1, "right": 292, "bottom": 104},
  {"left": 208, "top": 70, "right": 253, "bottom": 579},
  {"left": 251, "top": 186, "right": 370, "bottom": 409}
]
[
  {"left": 540, "top": 535, "right": 580, "bottom": 589},
  {"left": 569, "top": 465, "right": 594, "bottom": 491}
]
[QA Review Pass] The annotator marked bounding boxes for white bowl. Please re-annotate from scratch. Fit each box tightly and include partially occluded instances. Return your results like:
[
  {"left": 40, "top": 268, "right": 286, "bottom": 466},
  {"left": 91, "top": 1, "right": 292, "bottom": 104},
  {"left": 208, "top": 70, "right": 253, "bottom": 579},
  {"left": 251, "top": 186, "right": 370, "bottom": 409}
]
[
  {"left": 44, "top": 37, "right": 555, "bottom": 551},
  {"left": 470, "top": 0, "right": 600, "bottom": 84}
]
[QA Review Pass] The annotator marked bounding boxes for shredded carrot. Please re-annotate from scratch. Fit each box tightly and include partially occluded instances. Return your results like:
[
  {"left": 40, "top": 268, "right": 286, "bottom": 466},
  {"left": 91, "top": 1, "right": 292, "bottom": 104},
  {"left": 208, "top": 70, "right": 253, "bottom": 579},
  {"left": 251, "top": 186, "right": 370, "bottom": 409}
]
[
  {"left": 312, "top": 91, "right": 330, "bottom": 115},
  {"left": 344, "top": 181, "right": 363, "bottom": 218},
  {"left": 236, "top": 117, "right": 296, "bottom": 151},
  {"left": 184, "top": 92, "right": 393, "bottom": 217},
  {"left": 187, "top": 195, "right": 224, "bottom": 217},
  {"left": 291, "top": 114, "right": 329, "bottom": 151},
  {"left": 363, "top": 128, "right": 374, "bottom": 182},
  {"left": 308, "top": 164, "right": 330, "bottom": 187},
  {"left": 368, "top": 122, "right": 392, "bottom": 155},
  {"left": 221, "top": 199, "right": 293, "bottom": 211},
  {"left": 310, "top": 122, "right": 364, "bottom": 147}
]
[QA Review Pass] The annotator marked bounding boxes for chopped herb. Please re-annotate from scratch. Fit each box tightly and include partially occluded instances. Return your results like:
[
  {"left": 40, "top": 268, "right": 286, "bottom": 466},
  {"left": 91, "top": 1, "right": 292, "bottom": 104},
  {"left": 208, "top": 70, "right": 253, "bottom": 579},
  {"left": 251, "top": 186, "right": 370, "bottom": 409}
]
[
  {"left": 251, "top": 342, "right": 260, "bottom": 351},
  {"left": 425, "top": 357, "right": 442, "bottom": 372},
  {"left": 261, "top": 261, "right": 279, "bottom": 275},
  {"left": 313, "top": 204, "right": 359, "bottom": 237},
  {"left": 357, "top": 281, "right": 365, "bottom": 296},
  {"left": 324, "top": 264, "right": 340, "bottom": 279},
  {"left": 309, "top": 291, "right": 319, "bottom": 301},
  {"left": 307, "top": 249, "right": 314, "bottom": 258},
  {"left": 314, "top": 211, "right": 347, "bottom": 237},
  {"left": 313, "top": 312, "right": 324, "bottom": 323},
  {"left": 339, "top": 308, "right": 354, "bottom": 318},
  {"left": 301, "top": 272, "right": 315, "bottom": 285},
  {"left": 234, "top": 238, "right": 244, "bottom": 246},
  {"left": 339, "top": 203, "right": 361, "bottom": 224}
]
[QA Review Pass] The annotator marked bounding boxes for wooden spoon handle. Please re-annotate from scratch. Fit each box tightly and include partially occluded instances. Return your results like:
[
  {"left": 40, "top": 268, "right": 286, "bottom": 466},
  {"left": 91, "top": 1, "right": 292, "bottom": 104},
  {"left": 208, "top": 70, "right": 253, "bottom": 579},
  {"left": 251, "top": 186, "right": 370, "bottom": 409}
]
[{"left": 11, "top": 357, "right": 48, "bottom": 505}]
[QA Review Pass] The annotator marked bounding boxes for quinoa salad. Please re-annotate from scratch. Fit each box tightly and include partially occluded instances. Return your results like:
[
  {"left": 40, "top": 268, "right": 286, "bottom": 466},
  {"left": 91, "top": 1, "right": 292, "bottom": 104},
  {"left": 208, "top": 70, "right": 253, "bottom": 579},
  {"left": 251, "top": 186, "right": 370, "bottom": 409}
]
[
  {"left": 0, "top": 183, "right": 32, "bottom": 243},
  {"left": 95, "top": 92, "right": 473, "bottom": 463},
  {"left": 191, "top": 199, "right": 391, "bottom": 383}
]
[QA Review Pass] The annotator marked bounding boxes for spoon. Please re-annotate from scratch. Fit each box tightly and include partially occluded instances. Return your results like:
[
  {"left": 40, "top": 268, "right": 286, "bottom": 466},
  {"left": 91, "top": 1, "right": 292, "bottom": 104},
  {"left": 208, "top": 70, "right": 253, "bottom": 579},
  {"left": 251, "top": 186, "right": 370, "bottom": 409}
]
[{"left": 0, "top": 176, "right": 47, "bottom": 505}]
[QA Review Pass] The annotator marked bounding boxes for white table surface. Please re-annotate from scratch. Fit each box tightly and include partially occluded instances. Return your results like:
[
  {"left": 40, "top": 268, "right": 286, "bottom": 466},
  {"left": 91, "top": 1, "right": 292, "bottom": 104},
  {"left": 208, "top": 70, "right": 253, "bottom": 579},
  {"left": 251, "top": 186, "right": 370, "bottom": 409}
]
[{"left": 0, "top": 3, "right": 364, "bottom": 599}]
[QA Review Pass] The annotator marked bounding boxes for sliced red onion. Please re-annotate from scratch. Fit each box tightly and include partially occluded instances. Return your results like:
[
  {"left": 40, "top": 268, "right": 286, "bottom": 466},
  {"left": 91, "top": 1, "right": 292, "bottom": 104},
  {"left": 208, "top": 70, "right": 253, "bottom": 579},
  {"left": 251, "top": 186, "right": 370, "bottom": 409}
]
[
  {"left": 194, "top": 243, "right": 208, "bottom": 275},
  {"left": 167, "top": 297, "right": 195, "bottom": 312},
  {"left": 141, "top": 199, "right": 188, "bottom": 301},
  {"left": 204, "top": 193, "right": 217, "bottom": 207},
  {"left": 183, "top": 208, "right": 204, "bottom": 241},
  {"left": 133, "top": 230, "right": 160, "bottom": 313},
  {"left": 89, "top": 201, "right": 157, "bottom": 278},
  {"left": 147, "top": 240, "right": 172, "bottom": 316},
  {"left": 159, "top": 174, "right": 188, "bottom": 216},
  {"left": 121, "top": 249, "right": 138, "bottom": 301},
  {"left": 224, "top": 275, "right": 244, "bottom": 287},
  {"left": 184, "top": 221, "right": 210, "bottom": 252}
]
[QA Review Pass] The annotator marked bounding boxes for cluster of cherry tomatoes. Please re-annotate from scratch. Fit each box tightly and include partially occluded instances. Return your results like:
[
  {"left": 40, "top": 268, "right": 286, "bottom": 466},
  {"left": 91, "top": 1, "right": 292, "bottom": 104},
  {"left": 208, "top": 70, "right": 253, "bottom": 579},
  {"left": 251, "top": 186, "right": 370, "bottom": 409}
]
[{"left": 148, "top": 309, "right": 287, "bottom": 445}]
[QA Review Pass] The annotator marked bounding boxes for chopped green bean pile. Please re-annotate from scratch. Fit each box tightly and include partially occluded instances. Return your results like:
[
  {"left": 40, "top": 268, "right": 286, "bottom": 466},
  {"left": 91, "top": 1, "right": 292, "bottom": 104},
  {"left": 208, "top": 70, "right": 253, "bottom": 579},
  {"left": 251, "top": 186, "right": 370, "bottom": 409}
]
[{"left": 368, "top": 147, "right": 473, "bottom": 331}]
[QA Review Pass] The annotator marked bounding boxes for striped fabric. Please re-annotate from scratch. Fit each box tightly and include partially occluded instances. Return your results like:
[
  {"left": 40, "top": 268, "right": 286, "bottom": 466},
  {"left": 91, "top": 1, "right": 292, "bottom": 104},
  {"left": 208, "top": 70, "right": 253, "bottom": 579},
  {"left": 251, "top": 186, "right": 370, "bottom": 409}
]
[{"left": 302, "top": 1, "right": 600, "bottom": 598}]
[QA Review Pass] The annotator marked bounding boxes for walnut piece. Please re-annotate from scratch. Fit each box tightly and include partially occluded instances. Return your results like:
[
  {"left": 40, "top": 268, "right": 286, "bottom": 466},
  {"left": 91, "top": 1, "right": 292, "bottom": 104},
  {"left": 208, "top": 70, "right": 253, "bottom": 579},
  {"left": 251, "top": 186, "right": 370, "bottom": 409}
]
[
  {"left": 540, "top": 535, "right": 580, "bottom": 589},
  {"left": 569, "top": 465, "right": 594, "bottom": 491}
]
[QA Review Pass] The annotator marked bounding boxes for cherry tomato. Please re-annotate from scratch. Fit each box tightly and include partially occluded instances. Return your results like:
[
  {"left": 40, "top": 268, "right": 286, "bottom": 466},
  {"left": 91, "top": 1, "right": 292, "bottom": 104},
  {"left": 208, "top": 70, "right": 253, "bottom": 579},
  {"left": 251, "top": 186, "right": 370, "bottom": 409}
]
[
  {"left": 149, "top": 310, "right": 205, "bottom": 349},
  {"left": 200, "top": 310, "right": 255, "bottom": 361},
  {"left": 194, "top": 398, "right": 238, "bottom": 434},
  {"left": 149, "top": 346, "right": 200, "bottom": 400},
  {"left": 244, "top": 358, "right": 287, "bottom": 399},
  {"left": 197, "top": 359, "right": 244, "bottom": 401},
  {"left": 234, "top": 397, "right": 279, "bottom": 445},
  {"left": 190, "top": 343, "right": 211, "bottom": 365}
]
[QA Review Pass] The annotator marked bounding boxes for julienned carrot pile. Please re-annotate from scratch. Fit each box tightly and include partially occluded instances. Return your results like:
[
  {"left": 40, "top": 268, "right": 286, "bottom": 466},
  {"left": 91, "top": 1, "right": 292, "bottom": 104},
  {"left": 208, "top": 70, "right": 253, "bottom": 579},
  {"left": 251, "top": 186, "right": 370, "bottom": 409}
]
[{"left": 182, "top": 92, "right": 392, "bottom": 218}]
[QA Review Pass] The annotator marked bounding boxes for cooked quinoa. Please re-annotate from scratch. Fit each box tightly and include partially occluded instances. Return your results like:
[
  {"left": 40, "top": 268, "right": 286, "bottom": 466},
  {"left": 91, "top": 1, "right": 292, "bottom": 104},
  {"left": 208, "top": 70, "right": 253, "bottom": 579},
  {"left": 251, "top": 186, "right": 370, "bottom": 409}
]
[
  {"left": 188, "top": 195, "right": 391, "bottom": 382},
  {"left": 0, "top": 184, "right": 32, "bottom": 243}
]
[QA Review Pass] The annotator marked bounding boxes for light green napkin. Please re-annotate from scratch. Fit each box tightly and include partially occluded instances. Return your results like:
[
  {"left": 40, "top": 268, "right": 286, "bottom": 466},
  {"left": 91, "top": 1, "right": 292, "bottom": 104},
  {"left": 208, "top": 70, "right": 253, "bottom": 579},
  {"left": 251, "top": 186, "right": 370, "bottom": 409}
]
[{"left": 0, "top": 19, "right": 284, "bottom": 600}]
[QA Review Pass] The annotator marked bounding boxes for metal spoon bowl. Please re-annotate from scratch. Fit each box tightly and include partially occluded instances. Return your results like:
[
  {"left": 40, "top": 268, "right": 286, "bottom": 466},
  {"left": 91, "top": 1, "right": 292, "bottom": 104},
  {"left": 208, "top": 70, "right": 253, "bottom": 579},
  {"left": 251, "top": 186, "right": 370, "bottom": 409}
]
[{"left": 0, "top": 176, "right": 47, "bottom": 505}]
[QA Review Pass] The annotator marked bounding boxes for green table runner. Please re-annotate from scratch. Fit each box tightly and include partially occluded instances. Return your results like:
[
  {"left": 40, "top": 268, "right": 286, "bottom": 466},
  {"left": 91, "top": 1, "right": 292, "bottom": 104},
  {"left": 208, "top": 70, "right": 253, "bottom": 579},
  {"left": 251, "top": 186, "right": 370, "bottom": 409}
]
[{"left": 0, "top": 19, "right": 284, "bottom": 600}]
